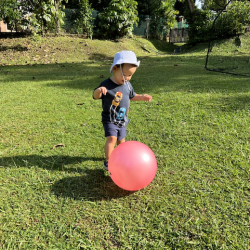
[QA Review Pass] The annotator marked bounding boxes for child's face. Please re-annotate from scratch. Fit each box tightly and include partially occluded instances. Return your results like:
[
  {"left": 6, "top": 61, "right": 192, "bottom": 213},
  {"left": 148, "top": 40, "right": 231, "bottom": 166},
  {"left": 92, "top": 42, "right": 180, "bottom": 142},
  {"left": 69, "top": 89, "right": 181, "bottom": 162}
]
[{"left": 112, "top": 63, "right": 137, "bottom": 85}]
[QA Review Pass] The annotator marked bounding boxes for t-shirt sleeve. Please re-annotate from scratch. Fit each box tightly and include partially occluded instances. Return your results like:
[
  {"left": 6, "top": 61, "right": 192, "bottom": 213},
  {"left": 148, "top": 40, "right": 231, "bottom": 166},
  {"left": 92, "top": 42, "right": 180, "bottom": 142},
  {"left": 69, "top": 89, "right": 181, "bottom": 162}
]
[{"left": 93, "top": 80, "right": 107, "bottom": 99}]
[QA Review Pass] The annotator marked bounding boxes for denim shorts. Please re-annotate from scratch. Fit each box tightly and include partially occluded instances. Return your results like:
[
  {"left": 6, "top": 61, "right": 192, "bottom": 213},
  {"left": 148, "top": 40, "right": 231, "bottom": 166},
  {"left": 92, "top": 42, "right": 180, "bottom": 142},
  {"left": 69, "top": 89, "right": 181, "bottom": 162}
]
[{"left": 103, "top": 123, "right": 127, "bottom": 141}]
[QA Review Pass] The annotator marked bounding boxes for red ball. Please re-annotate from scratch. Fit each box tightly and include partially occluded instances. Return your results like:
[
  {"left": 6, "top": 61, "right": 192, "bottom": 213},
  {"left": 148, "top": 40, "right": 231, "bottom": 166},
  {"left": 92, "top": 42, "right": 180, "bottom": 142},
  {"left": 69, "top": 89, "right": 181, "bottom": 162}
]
[{"left": 109, "top": 141, "right": 157, "bottom": 191}]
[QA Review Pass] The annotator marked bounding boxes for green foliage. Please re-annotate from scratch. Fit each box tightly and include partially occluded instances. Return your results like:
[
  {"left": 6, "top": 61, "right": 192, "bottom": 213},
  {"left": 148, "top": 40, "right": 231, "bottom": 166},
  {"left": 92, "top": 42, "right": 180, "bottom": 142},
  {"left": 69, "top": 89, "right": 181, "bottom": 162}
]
[
  {"left": 215, "top": 1, "right": 250, "bottom": 36},
  {"left": 186, "top": 1, "right": 250, "bottom": 43},
  {"left": 174, "top": 0, "right": 186, "bottom": 17},
  {"left": 201, "top": 0, "right": 228, "bottom": 10},
  {"left": 25, "top": 13, "right": 42, "bottom": 33},
  {"left": 149, "top": 0, "right": 178, "bottom": 39},
  {"left": 64, "top": 0, "right": 111, "bottom": 11},
  {"left": 74, "top": 0, "right": 94, "bottom": 39},
  {"left": 0, "top": 0, "right": 68, "bottom": 34},
  {"left": 62, "top": 9, "right": 79, "bottom": 33},
  {"left": 89, "top": 0, "right": 111, "bottom": 11},
  {"left": 0, "top": 0, "right": 28, "bottom": 32},
  {"left": 206, "top": 33, "right": 250, "bottom": 75},
  {"left": 185, "top": 8, "right": 214, "bottom": 43},
  {"left": 30, "top": 0, "right": 68, "bottom": 34},
  {"left": 96, "top": 0, "right": 139, "bottom": 39}
]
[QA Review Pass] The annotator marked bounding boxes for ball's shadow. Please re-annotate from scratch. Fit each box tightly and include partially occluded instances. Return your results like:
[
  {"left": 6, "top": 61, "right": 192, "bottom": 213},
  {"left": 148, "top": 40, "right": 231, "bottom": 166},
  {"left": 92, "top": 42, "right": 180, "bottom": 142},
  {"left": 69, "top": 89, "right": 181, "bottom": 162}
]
[{"left": 51, "top": 169, "right": 135, "bottom": 201}]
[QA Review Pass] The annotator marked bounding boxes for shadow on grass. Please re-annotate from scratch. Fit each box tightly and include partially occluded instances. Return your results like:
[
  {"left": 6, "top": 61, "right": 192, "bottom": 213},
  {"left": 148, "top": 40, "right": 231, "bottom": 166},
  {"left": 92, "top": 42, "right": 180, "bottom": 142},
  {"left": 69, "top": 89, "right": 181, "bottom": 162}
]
[
  {"left": 0, "top": 155, "right": 103, "bottom": 173},
  {"left": 52, "top": 169, "right": 135, "bottom": 201},
  {"left": 210, "top": 94, "right": 250, "bottom": 112},
  {"left": 0, "top": 154, "right": 134, "bottom": 200},
  {"left": 1, "top": 56, "right": 250, "bottom": 95},
  {"left": 148, "top": 39, "right": 180, "bottom": 53},
  {"left": 149, "top": 39, "right": 209, "bottom": 54},
  {"left": 0, "top": 44, "right": 29, "bottom": 52}
]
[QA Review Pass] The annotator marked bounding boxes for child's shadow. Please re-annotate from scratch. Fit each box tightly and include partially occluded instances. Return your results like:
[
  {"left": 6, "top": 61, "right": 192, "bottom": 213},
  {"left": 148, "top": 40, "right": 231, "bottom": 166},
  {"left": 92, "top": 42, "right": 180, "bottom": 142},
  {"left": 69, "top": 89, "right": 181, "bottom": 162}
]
[
  {"left": 51, "top": 168, "right": 135, "bottom": 201},
  {"left": 0, "top": 155, "right": 135, "bottom": 200}
]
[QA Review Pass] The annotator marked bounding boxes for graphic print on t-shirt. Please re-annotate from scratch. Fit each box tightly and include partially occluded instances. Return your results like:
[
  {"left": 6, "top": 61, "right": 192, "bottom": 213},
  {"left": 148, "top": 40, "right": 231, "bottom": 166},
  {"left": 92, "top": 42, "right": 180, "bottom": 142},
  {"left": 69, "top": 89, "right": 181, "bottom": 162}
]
[
  {"left": 110, "top": 91, "right": 127, "bottom": 127},
  {"left": 112, "top": 92, "right": 123, "bottom": 107}
]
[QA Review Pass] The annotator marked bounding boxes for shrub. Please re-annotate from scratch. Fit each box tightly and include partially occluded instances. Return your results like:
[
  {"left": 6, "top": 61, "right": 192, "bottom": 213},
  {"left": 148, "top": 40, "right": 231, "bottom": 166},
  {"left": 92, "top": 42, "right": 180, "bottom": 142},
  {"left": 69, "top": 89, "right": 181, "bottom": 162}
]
[
  {"left": 186, "top": 1, "right": 250, "bottom": 44},
  {"left": 185, "top": 9, "right": 214, "bottom": 43},
  {"left": 149, "top": 0, "right": 178, "bottom": 40},
  {"left": 74, "top": 0, "right": 94, "bottom": 38},
  {"left": 96, "top": 0, "right": 138, "bottom": 39},
  {"left": 215, "top": 1, "right": 250, "bottom": 37}
]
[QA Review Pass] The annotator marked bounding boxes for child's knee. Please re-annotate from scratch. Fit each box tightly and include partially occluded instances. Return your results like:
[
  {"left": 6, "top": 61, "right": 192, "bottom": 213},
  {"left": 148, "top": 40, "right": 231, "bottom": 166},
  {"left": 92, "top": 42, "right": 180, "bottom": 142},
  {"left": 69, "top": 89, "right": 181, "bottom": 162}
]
[{"left": 106, "top": 136, "right": 117, "bottom": 144}]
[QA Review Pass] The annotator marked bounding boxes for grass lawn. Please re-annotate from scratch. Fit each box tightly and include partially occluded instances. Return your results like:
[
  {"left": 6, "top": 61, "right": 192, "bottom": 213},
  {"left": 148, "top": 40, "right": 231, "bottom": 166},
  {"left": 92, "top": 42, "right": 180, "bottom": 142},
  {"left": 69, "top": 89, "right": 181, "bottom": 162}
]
[{"left": 0, "top": 35, "right": 249, "bottom": 249}]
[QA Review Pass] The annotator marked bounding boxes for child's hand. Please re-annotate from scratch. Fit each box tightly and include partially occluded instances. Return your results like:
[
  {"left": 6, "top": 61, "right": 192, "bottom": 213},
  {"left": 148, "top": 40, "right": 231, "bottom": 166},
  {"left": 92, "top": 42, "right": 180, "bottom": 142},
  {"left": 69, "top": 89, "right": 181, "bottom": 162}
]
[
  {"left": 98, "top": 87, "right": 107, "bottom": 95},
  {"left": 143, "top": 94, "right": 152, "bottom": 102}
]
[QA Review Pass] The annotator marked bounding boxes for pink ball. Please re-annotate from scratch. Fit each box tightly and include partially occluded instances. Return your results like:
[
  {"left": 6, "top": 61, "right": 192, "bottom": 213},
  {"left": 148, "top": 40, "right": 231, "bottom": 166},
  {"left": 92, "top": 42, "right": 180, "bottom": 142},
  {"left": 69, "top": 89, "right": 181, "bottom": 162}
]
[{"left": 109, "top": 141, "right": 157, "bottom": 191}]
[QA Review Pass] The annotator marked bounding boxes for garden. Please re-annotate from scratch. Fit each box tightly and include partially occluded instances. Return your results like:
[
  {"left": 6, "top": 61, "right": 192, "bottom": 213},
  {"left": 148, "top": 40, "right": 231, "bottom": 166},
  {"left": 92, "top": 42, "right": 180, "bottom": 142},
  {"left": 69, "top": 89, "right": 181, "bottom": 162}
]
[
  {"left": 0, "top": 0, "right": 250, "bottom": 249},
  {"left": 0, "top": 34, "right": 249, "bottom": 249}
]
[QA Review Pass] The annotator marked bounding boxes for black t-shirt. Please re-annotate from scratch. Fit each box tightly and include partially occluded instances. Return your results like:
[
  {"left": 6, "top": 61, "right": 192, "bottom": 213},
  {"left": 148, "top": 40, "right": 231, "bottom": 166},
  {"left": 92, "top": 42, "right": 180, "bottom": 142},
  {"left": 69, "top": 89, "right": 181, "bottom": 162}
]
[{"left": 95, "top": 78, "right": 136, "bottom": 127}]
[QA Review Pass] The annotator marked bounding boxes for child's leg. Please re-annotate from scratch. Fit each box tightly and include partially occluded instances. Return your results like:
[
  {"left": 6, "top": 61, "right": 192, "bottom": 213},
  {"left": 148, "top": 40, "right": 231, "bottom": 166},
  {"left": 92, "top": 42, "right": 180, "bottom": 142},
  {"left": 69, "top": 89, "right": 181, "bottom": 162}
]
[
  {"left": 105, "top": 136, "right": 117, "bottom": 162},
  {"left": 117, "top": 138, "right": 125, "bottom": 145},
  {"left": 103, "top": 123, "right": 126, "bottom": 165}
]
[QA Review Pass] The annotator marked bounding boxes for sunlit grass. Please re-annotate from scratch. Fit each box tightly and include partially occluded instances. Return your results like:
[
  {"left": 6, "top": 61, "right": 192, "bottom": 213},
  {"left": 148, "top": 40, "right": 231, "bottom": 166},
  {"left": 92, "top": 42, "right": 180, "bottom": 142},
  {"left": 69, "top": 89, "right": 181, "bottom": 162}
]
[{"left": 0, "top": 35, "right": 249, "bottom": 249}]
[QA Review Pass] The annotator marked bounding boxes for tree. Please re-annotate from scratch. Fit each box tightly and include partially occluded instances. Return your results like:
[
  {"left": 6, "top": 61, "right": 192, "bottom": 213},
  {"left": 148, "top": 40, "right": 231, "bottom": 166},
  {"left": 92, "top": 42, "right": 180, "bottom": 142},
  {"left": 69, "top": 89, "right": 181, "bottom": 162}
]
[
  {"left": 0, "top": 0, "right": 28, "bottom": 32},
  {"left": 137, "top": 0, "right": 159, "bottom": 16},
  {"left": 201, "top": 0, "right": 228, "bottom": 11},
  {"left": 0, "top": 0, "right": 68, "bottom": 34},
  {"left": 149, "top": 0, "right": 178, "bottom": 39},
  {"left": 185, "top": 0, "right": 195, "bottom": 12},
  {"left": 31, "top": 0, "right": 68, "bottom": 34},
  {"left": 96, "top": 0, "right": 138, "bottom": 39},
  {"left": 137, "top": 0, "right": 178, "bottom": 16},
  {"left": 63, "top": 0, "right": 80, "bottom": 9},
  {"left": 185, "top": 0, "right": 250, "bottom": 43},
  {"left": 89, "top": 0, "right": 111, "bottom": 11},
  {"left": 63, "top": 0, "right": 110, "bottom": 12},
  {"left": 74, "top": 0, "right": 94, "bottom": 38},
  {"left": 214, "top": 1, "right": 250, "bottom": 36},
  {"left": 174, "top": 0, "right": 186, "bottom": 18}
]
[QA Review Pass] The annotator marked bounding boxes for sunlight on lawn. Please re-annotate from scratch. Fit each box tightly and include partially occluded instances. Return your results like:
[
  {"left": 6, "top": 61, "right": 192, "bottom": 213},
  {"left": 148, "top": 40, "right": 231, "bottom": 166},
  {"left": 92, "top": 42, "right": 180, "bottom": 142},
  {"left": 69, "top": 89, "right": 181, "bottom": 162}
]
[{"left": 0, "top": 35, "right": 249, "bottom": 249}]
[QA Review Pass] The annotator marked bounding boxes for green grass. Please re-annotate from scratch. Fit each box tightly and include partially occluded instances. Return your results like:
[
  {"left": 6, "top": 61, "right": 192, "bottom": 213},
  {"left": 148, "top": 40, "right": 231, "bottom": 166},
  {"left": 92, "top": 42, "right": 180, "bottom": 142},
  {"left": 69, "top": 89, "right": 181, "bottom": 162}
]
[
  {"left": 205, "top": 33, "right": 250, "bottom": 76},
  {"left": 0, "top": 35, "right": 250, "bottom": 249}
]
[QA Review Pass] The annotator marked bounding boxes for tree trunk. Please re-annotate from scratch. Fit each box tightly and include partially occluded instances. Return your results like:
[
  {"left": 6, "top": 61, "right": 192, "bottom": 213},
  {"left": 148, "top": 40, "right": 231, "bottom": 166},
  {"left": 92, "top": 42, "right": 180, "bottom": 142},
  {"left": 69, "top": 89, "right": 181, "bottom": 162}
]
[
  {"left": 55, "top": 0, "right": 60, "bottom": 34},
  {"left": 187, "top": 0, "right": 195, "bottom": 22},
  {"left": 187, "top": 0, "right": 195, "bottom": 13}
]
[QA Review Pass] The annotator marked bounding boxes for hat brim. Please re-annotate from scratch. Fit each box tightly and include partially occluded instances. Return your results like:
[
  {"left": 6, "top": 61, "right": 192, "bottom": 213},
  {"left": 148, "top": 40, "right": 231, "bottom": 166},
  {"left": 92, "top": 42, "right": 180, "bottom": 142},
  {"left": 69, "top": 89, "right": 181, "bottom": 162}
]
[{"left": 110, "top": 61, "right": 140, "bottom": 73}]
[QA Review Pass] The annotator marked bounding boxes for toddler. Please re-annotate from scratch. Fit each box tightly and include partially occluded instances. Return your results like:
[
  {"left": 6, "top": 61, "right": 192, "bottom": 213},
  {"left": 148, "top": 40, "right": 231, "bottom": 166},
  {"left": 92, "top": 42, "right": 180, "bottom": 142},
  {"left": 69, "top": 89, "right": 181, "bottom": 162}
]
[{"left": 93, "top": 51, "right": 152, "bottom": 170}]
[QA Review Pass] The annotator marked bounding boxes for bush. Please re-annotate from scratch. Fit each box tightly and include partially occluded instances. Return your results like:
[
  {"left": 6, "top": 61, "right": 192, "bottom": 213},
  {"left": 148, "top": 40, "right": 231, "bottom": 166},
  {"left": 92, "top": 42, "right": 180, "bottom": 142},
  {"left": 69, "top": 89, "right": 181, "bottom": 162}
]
[
  {"left": 62, "top": 9, "right": 79, "bottom": 33},
  {"left": 149, "top": 0, "right": 178, "bottom": 40},
  {"left": 74, "top": 0, "right": 94, "bottom": 38},
  {"left": 215, "top": 1, "right": 250, "bottom": 37},
  {"left": 185, "top": 9, "right": 214, "bottom": 43},
  {"left": 96, "top": 0, "right": 138, "bottom": 39},
  {"left": 186, "top": 1, "right": 250, "bottom": 44}
]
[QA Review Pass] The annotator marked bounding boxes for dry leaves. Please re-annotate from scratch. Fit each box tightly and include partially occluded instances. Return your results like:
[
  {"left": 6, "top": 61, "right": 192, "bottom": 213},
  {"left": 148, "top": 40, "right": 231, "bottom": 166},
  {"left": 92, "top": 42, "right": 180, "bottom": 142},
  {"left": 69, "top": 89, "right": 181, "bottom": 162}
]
[{"left": 52, "top": 143, "right": 65, "bottom": 150}]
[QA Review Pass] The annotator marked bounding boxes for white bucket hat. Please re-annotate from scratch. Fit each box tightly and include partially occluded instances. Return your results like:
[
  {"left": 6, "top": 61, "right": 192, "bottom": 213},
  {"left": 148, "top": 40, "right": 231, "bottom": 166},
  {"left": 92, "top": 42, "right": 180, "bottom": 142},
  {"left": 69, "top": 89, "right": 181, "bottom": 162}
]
[{"left": 110, "top": 51, "right": 140, "bottom": 73}]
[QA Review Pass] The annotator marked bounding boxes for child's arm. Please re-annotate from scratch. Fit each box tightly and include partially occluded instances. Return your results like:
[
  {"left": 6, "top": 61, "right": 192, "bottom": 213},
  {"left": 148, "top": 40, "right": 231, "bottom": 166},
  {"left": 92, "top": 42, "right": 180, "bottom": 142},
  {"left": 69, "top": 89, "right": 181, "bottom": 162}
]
[
  {"left": 93, "top": 87, "right": 107, "bottom": 99},
  {"left": 131, "top": 94, "right": 152, "bottom": 102}
]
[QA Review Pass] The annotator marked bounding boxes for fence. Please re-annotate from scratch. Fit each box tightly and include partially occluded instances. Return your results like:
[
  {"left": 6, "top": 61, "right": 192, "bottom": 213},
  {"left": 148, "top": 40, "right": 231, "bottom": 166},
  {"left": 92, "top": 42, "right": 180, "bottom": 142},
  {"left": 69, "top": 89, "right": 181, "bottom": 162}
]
[
  {"left": 133, "top": 20, "right": 148, "bottom": 37},
  {"left": 133, "top": 18, "right": 189, "bottom": 43},
  {"left": 133, "top": 15, "right": 151, "bottom": 37},
  {"left": 169, "top": 28, "right": 189, "bottom": 43}
]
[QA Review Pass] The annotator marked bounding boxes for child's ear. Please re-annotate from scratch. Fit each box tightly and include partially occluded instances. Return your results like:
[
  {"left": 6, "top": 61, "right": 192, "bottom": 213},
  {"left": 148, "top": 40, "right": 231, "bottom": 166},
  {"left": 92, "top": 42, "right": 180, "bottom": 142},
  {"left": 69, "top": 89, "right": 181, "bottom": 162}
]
[{"left": 112, "top": 65, "right": 118, "bottom": 72}]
